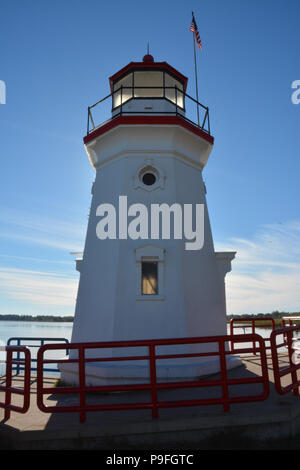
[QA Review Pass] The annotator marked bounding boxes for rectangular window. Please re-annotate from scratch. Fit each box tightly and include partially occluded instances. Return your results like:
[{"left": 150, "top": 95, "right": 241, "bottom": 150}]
[
  {"left": 141, "top": 261, "right": 158, "bottom": 295},
  {"left": 134, "top": 71, "right": 163, "bottom": 98},
  {"left": 164, "top": 73, "right": 184, "bottom": 108},
  {"left": 113, "top": 73, "right": 133, "bottom": 108}
]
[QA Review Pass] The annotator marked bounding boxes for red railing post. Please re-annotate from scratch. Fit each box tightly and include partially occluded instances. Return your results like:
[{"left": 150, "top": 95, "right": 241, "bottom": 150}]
[
  {"left": 271, "top": 326, "right": 300, "bottom": 396},
  {"left": 229, "top": 320, "right": 234, "bottom": 352},
  {"left": 287, "top": 329, "right": 299, "bottom": 396},
  {"left": 78, "top": 345, "right": 86, "bottom": 423},
  {"left": 36, "top": 344, "right": 44, "bottom": 414},
  {"left": 251, "top": 318, "right": 256, "bottom": 355},
  {"left": 4, "top": 348, "right": 12, "bottom": 421},
  {"left": 23, "top": 348, "right": 31, "bottom": 412},
  {"left": 1, "top": 346, "right": 31, "bottom": 421},
  {"left": 149, "top": 344, "right": 158, "bottom": 418},
  {"left": 219, "top": 340, "right": 230, "bottom": 412}
]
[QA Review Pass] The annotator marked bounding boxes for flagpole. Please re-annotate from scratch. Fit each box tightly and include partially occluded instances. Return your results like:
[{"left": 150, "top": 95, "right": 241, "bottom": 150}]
[{"left": 192, "top": 11, "right": 200, "bottom": 127}]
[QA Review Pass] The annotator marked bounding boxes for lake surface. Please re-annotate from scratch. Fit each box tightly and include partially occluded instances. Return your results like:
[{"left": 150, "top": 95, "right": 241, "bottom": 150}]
[
  {"left": 0, "top": 321, "right": 286, "bottom": 375},
  {"left": 0, "top": 321, "right": 73, "bottom": 374},
  {"left": 0, "top": 321, "right": 273, "bottom": 349},
  {"left": 0, "top": 321, "right": 72, "bottom": 346}
]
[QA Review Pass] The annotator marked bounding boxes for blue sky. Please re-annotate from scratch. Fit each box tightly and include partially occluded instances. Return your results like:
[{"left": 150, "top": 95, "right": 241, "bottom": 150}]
[{"left": 0, "top": 0, "right": 299, "bottom": 316}]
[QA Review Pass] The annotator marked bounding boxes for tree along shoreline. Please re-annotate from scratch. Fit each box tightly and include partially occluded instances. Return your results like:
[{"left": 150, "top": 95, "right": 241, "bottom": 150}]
[
  {"left": 0, "top": 311, "right": 298, "bottom": 324},
  {"left": 0, "top": 315, "right": 73, "bottom": 322},
  {"left": 227, "top": 311, "right": 300, "bottom": 327}
]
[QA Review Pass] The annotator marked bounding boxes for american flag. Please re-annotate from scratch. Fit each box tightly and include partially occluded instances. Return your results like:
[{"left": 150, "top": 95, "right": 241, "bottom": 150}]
[{"left": 190, "top": 13, "right": 202, "bottom": 49}]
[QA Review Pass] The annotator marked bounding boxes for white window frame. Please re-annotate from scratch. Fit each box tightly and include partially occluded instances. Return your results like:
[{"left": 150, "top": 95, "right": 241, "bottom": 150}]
[
  {"left": 133, "top": 161, "right": 165, "bottom": 192},
  {"left": 135, "top": 244, "right": 165, "bottom": 301}
]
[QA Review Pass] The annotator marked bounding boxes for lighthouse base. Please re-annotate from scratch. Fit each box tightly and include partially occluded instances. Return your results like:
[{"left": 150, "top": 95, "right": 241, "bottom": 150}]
[{"left": 59, "top": 355, "right": 242, "bottom": 387}]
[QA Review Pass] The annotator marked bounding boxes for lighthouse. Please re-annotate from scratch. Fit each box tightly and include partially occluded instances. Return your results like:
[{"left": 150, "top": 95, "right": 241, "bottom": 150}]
[{"left": 61, "top": 54, "right": 238, "bottom": 385}]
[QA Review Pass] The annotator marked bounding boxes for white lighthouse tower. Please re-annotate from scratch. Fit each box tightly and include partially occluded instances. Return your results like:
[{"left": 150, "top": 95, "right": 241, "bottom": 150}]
[{"left": 61, "top": 54, "right": 237, "bottom": 385}]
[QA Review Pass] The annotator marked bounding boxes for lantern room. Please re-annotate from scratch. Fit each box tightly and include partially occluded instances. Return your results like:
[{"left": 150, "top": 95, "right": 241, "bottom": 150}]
[{"left": 109, "top": 54, "right": 188, "bottom": 116}]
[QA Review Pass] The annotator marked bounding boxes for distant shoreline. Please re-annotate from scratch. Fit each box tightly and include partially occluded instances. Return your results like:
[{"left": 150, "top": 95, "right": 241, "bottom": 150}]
[
  {"left": 227, "top": 311, "right": 300, "bottom": 322},
  {"left": 0, "top": 315, "right": 73, "bottom": 322},
  {"left": 0, "top": 312, "right": 298, "bottom": 324}
]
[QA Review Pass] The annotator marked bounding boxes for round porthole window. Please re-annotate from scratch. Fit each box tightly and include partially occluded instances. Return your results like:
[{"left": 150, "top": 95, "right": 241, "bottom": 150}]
[
  {"left": 135, "top": 164, "right": 164, "bottom": 191},
  {"left": 142, "top": 172, "right": 156, "bottom": 186},
  {"left": 139, "top": 166, "right": 159, "bottom": 187}
]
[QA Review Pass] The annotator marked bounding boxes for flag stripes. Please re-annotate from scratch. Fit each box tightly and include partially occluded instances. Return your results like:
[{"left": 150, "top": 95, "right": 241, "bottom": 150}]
[{"left": 190, "top": 13, "right": 202, "bottom": 49}]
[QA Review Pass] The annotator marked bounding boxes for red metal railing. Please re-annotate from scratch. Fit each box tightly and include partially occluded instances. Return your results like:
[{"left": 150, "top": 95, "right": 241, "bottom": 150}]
[
  {"left": 37, "top": 334, "right": 269, "bottom": 423},
  {"left": 270, "top": 326, "right": 300, "bottom": 396},
  {"left": 0, "top": 346, "right": 31, "bottom": 421},
  {"left": 230, "top": 317, "right": 276, "bottom": 353},
  {"left": 7, "top": 336, "right": 70, "bottom": 374},
  {"left": 281, "top": 316, "right": 300, "bottom": 328}
]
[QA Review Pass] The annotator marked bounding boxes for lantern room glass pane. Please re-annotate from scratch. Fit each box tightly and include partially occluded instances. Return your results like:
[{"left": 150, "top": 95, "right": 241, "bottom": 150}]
[
  {"left": 142, "top": 261, "right": 158, "bottom": 295},
  {"left": 165, "top": 73, "right": 184, "bottom": 108},
  {"left": 134, "top": 71, "right": 163, "bottom": 98},
  {"left": 113, "top": 73, "right": 133, "bottom": 108}
]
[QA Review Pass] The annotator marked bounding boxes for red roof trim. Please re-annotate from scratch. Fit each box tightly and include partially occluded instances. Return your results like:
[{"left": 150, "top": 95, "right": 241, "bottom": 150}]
[
  {"left": 83, "top": 115, "right": 214, "bottom": 146},
  {"left": 109, "top": 62, "right": 188, "bottom": 92}
]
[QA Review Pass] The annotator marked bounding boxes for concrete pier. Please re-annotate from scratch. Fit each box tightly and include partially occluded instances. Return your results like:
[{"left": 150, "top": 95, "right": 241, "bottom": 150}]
[{"left": 1, "top": 352, "right": 300, "bottom": 450}]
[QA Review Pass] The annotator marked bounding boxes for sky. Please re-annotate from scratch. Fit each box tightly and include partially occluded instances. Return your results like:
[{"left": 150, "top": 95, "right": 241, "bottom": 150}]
[{"left": 0, "top": 0, "right": 299, "bottom": 317}]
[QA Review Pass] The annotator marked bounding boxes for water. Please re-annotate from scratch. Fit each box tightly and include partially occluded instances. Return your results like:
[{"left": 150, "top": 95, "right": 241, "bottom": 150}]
[
  {"left": 226, "top": 325, "right": 271, "bottom": 338},
  {"left": 0, "top": 321, "right": 288, "bottom": 376},
  {"left": 0, "top": 321, "right": 73, "bottom": 375},
  {"left": 0, "top": 321, "right": 271, "bottom": 346},
  {"left": 226, "top": 324, "right": 296, "bottom": 356},
  {"left": 226, "top": 325, "right": 273, "bottom": 351}
]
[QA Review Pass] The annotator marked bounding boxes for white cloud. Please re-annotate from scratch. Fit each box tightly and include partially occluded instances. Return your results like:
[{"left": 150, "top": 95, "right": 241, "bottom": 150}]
[
  {"left": 0, "top": 207, "right": 85, "bottom": 252},
  {"left": 0, "top": 254, "right": 73, "bottom": 266},
  {"left": 0, "top": 267, "right": 78, "bottom": 309},
  {"left": 216, "top": 221, "right": 300, "bottom": 314}
]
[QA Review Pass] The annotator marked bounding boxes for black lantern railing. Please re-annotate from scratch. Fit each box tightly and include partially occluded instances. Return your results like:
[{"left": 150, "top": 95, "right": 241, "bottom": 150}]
[{"left": 86, "top": 86, "right": 211, "bottom": 136}]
